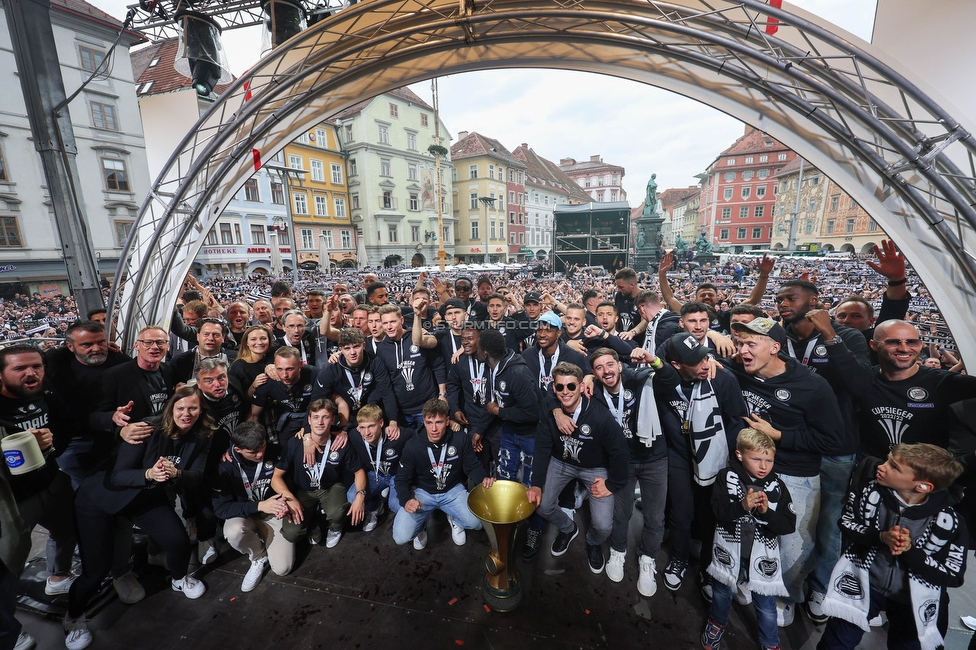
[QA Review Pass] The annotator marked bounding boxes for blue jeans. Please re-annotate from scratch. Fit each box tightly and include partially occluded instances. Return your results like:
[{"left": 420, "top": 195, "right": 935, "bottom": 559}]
[
  {"left": 346, "top": 472, "right": 401, "bottom": 513},
  {"left": 57, "top": 437, "right": 94, "bottom": 490},
  {"left": 538, "top": 458, "right": 614, "bottom": 545},
  {"left": 817, "top": 588, "right": 921, "bottom": 650},
  {"left": 809, "top": 454, "right": 856, "bottom": 595},
  {"left": 403, "top": 412, "right": 425, "bottom": 429},
  {"left": 610, "top": 458, "right": 667, "bottom": 557},
  {"left": 778, "top": 473, "right": 820, "bottom": 604},
  {"left": 497, "top": 428, "right": 543, "bottom": 531},
  {"left": 392, "top": 484, "right": 482, "bottom": 544},
  {"left": 710, "top": 581, "right": 778, "bottom": 648}
]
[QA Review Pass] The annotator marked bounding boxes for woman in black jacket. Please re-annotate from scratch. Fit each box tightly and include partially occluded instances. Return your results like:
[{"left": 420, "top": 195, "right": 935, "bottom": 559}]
[{"left": 63, "top": 385, "right": 215, "bottom": 649}]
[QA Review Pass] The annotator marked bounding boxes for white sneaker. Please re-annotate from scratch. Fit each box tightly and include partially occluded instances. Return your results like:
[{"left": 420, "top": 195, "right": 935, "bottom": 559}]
[
  {"left": 637, "top": 555, "right": 657, "bottom": 597},
  {"left": 172, "top": 575, "right": 206, "bottom": 599},
  {"left": 776, "top": 600, "right": 795, "bottom": 627},
  {"left": 198, "top": 539, "right": 218, "bottom": 565},
  {"left": 45, "top": 574, "right": 76, "bottom": 596},
  {"left": 242, "top": 557, "right": 268, "bottom": 592},
  {"left": 606, "top": 549, "right": 626, "bottom": 583},
  {"left": 806, "top": 590, "right": 829, "bottom": 623},
  {"left": 363, "top": 510, "right": 379, "bottom": 532},
  {"left": 15, "top": 631, "right": 35, "bottom": 650},
  {"left": 413, "top": 530, "right": 428, "bottom": 550},
  {"left": 447, "top": 516, "right": 466, "bottom": 546},
  {"left": 326, "top": 529, "right": 342, "bottom": 548},
  {"left": 112, "top": 571, "right": 146, "bottom": 604},
  {"left": 62, "top": 617, "right": 91, "bottom": 650}
]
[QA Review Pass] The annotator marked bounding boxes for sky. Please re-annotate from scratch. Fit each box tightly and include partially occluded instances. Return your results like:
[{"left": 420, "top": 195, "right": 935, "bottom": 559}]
[{"left": 89, "top": 0, "right": 878, "bottom": 201}]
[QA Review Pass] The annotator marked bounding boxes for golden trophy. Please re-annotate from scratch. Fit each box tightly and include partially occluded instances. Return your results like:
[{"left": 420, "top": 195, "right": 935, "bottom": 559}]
[{"left": 467, "top": 480, "right": 537, "bottom": 612}]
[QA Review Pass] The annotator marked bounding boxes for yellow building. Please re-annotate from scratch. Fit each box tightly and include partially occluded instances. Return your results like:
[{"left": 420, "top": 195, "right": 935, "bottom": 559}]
[{"left": 280, "top": 121, "right": 357, "bottom": 269}]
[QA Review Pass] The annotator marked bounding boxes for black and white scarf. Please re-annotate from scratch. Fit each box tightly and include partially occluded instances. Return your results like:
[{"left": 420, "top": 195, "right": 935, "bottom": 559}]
[
  {"left": 821, "top": 484, "right": 952, "bottom": 650},
  {"left": 677, "top": 379, "right": 727, "bottom": 486},
  {"left": 635, "top": 373, "right": 662, "bottom": 448},
  {"left": 707, "top": 470, "right": 789, "bottom": 597}
]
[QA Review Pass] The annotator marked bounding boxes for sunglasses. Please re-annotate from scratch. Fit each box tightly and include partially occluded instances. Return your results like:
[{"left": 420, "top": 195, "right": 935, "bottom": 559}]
[
  {"left": 554, "top": 382, "right": 578, "bottom": 392},
  {"left": 455, "top": 285, "right": 472, "bottom": 291}
]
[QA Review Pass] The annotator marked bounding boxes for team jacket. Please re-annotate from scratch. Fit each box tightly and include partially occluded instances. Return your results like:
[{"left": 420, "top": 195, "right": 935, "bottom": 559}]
[
  {"left": 311, "top": 352, "right": 397, "bottom": 429},
  {"left": 395, "top": 428, "right": 487, "bottom": 500},
  {"left": 446, "top": 353, "right": 492, "bottom": 438},
  {"left": 212, "top": 447, "right": 280, "bottom": 520},
  {"left": 486, "top": 351, "right": 540, "bottom": 437},
  {"left": 347, "top": 427, "right": 414, "bottom": 478},
  {"left": 374, "top": 331, "right": 445, "bottom": 415}
]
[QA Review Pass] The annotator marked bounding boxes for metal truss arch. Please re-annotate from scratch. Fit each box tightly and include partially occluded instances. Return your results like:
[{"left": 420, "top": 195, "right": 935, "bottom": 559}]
[{"left": 113, "top": 0, "right": 976, "bottom": 363}]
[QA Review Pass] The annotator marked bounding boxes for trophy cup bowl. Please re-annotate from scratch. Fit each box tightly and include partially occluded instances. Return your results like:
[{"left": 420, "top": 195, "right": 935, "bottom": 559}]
[{"left": 467, "top": 480, "right": 537, "bottom": 612}]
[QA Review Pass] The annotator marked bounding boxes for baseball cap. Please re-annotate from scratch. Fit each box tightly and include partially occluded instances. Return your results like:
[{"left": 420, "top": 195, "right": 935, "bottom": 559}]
[
  {"left": 524, "top": 291, "right": 542, "bottom": 304},
  {"left": 731, "top": 317, "right": 788, "bottom": 345},
  {"left": 537, "top": 312, "right": 562, "bottom": 329},
  {"left": 443, "top": 298, "right": 467, "bottom": 312},
  {"left": 664, "top": 332, "right": 711, "bottom": 365}
]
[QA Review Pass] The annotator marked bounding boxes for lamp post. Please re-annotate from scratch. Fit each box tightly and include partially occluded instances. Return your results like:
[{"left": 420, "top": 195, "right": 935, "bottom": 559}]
[
  {"left": 265, "top": 164, "right": 305, "bottom": 286},
  {"left": 478, "top": 196, "right": 496, "bottom": 264}
]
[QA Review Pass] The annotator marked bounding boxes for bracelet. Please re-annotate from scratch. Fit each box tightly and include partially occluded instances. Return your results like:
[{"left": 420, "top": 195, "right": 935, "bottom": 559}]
[
  {"left": 650, "top": 357, "right": 664, "bottom": 369},
  {"left": 439, "top": 392, "right": 448, "bottom": 397},
  {"left": 823, "top": 336, "right": 843, "bottom": 346},
  {"left": 887, "top": 278, "right": 907, "bottom": 286}
]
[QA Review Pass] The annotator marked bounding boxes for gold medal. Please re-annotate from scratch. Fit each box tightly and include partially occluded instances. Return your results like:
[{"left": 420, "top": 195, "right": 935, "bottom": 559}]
[{"left": 682, "top": 420, "right": 691, "bottom": 434}]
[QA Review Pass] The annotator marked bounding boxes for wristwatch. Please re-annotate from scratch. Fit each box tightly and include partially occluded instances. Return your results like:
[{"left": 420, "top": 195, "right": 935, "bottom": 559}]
[{"left": 357, "top": 489, "right": 367, "bottom": 496}]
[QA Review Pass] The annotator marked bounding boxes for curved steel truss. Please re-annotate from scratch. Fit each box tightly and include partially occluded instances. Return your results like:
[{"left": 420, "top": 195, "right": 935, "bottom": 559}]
[{"left": 113, "top": 0, "right": 976, "bottom": 362}]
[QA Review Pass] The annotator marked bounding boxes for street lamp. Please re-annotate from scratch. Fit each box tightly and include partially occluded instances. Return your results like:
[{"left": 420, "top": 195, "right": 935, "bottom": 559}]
[
  {"left": 478, "top": 196, "right": 496, "bottom": 264},
  {"left": 265, "top": 163, "right": 305, "bottom": 286}
]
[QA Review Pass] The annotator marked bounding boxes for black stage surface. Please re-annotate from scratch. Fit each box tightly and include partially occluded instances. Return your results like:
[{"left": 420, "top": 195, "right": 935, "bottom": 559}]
[{"left": 16, "top": 509, "right": 975, "bottom": 650}]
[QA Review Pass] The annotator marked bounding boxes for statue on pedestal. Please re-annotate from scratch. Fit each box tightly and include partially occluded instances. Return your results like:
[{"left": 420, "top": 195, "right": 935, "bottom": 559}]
[
  {"left": 643, "top": 174, "right": 659, "bottom": 216},
  {"left": 695, "top": 232, "right": 713, "bottom": 255},
  {"left": 674, "top": 234, "right": 688, "bottom": 255},
  {"left": 636, "top": 228, "right": 646, "bottom": 250}
]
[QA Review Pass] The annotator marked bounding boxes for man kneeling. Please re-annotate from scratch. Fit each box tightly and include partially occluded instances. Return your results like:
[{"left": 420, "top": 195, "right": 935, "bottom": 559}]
[
  {"left": 213, "top": 422, "right": 293, "bottom": 592},
  {"left": 347, "top": 404, "right": 413, "bottom": 531},
  {"left": 393, "top": 399, "right": 494, "bottom": 549},
  {"left": 272, "top": 399, "right": 367, "bottom": 548}
]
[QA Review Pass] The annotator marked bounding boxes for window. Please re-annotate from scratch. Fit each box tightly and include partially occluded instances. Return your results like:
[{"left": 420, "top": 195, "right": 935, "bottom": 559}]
[
  {"left": 509, "top": 191, "right": 515, "bottom": 203},
  {"left": 754, "top": 205, "right": 764, "bottom": 218},
  {"left": 850, "top": 197, "right": 857, "bottom": 209},
  {"left": 443, "top": 225, "right": 449, "bottom": 242},
  {"left": 470, "top": 193, "right": 478, "bottom": 210},
  {"left": 330, "top": 163, "right": 343, "bottom": 185},
  {"left": 315, "top": 195, "right": 328, "bottom": 216},
  {"left": 406, "top": 132, "right": 417, "bottom": 151},
  {"left": 79, "top": 45, "right": 106, "bottom": 72},
  {"left": 721, "top": 207, "right": 731, "bottom": 219},
  {"left": 742, "top": 170, "right": 754, "bottom": 181},
  {"left": 310, "top": 159, "right": 325, "bottom": 182},
  {"left": 737, "top": 227, "right": 747, "bottom": 239},
  {"left": 296, "top": 133, "right": 309, "bottom": 145},
  {"left": 490, "top": 221, "right": 496, "bottom": 239},
  {"left": 271, "top": 182, "right": 284, "bottom": 204},
  {"left": 804, "top": 220, "right": 814, "bottom": 235},
  {"left": 90, "top": 101, "right": 117, "bottom": 130},
  {"left": 869, "top": 219, "right": 879, "bottom": 232},
  {"left": 349, "top": 159, "right": 357, "bottom": 176},
  {"left": 420, "top": 114, "right": 429, "bottom": 127},
  {"left": 344, "top": 124, "right": 354, "bottom": 143},
  {"left": 471, "top": 221, "right": 479, "bottom": 239},
  {"left": 810, "top": 175, "right": 821, "bottom": 186},
  {"left": 219, "top": 223, "right": 232, "bottom": 244},
  {"left": 846, "top": 218, "right": 856, "bottom": 233},
  {"left": 829, "top": 196, "right": 839, "bottom": 211},
  {"left": 380, "top": 158, "right": 391, "bottom": 176},
  {"left": 206, "top": 228, "right": 218, "bottom": 245},
  {"left": 234, "top": 224, "right": 242, "bottom": 244},
  {"left": 756, "top": 186, "right": 766, "bottom": 198},
  {"left": 807, "top": 199, "right": 817, "bottom": 212},
  {"left": 726, "top": 158, "right": 736, "bottom": 166},
  {"left": 510, "top": 231, "right": 516, "bottom": 244},
  {"left": 387, "top": 224, "right": 397, "bottom": 242},
  {"left": 382, "top": 191, "right": 392, "bottom": 209},
  {"left": 101, "top": 158, "right": 129, "bottom": 191},
  {"left": 452, "top": 168, "right": 458, "bottom": 182},
  {"left": 750, "top": 227, "right": 761, "bottom": 239},
  {"left": 741, "top": 186, "right": 751, "bottom": 199},
  {"left": 0, "top": 146, "right": 7, "bottom": 181},
  {"left": 469, "top": 164, "right": 478, "bottom": 179},
  {"left": 288, "top": 154, "right": 303, "bottom": 170},
  {"left": 315, "top": 129, "right": 328, "bottom": 147},
  {"left": 113, "top": 220, "right": 132, "bottom": 247},
  {"left": 378, "top": 124, "right": 389, "bottom": 144},
  {"left": 826, "top": 219, "right": 835, "bottom": 234},
  {"left": 408, "top": 163, "right": 418, "bottom": 181},
  {"left": 251, "top": 224, "right": 266, "bottom": 244},
  {"left": 745, "top": 157, "right": 754, "bottom": 164},
  {"left": 297, "top": 228, "right": 311, "bottom": 249},
  {"left": 719, "top": 228, "right": 729, "bottom": 240},
  {"left": 518, "top": 232, "right": 524, "bottom": 245},
  {"left": 351, "top": 193, "right": 359, "bottom": 209},
  {"left": 340, "top": 230, "right": 351, "bottom": 248},
  {"left": 244, "top": 178, "right": 260, "bottom": 201},
  {"left": 739, "top": 206, "right": 749, "bottom": 219},
  {"left": 610, "top": 190, "right": 617, "bottom": 201},
  {"left": 723, "top": 172, "right": 735, "bottom": 182},
  {"left": 778, "top": 205, "right": 785, "bottom": 215},
  {"left": 759, "top": 155, "right": 768, "bottom": 163},
  {"left": 323, "top": 229, "right": 334, "bottom": 248},
  {"left": 293, "top": 193, "right": 307, "bottom": 214},
  {"left": 758, "top": 169, "right": 770, "bottom": 179},
  {"left": 408, "top": 193, "right": 419, "bottom": 211},
  {"left": 723, "top": 188, "right": 733, "bottom": 200},
  {"left": 778, "top": 153, "right": 788, "bottom": 161},
  {"left": 488, "top": 164, "right": 495, "bottom": 179}
]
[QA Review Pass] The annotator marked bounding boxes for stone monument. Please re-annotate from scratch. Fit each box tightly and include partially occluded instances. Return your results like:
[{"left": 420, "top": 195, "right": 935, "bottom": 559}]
[{"left": 633, "top": 173, "right": 665, "bottom": 272}]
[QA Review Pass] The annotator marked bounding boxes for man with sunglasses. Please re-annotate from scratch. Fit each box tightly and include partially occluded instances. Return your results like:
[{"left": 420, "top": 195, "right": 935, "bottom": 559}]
[
  {"left": 527, "top": 362, "right": 628, "bottom": 575},
  {"left": 437, "top": 276, "right": 487, "bottom": 322}
]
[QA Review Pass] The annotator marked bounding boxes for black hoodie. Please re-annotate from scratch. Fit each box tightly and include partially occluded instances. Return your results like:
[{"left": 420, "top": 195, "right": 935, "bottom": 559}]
[
  {"left": 311, "top": 350, "right": 397, "bottom": 429},
  {"left": 486, "top": 350, "right": 540, "bottom": 437}
]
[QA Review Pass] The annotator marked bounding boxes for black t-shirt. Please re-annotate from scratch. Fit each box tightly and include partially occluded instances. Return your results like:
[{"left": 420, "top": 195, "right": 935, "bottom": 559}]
[
  {"left": 614, "top": 292, "right": 640, "bottom": 333},
  {"left": 276, "top": 434, "right": 362, "bottom": 492},
  {"left": 140, "top": 367, "right": 169, "bottom": 416},
  {"left": 252, "top": 366, "right": 318, "bottom": 440},
  {"left": 0, "top": 391, "right": 71, "bottom": 502}
]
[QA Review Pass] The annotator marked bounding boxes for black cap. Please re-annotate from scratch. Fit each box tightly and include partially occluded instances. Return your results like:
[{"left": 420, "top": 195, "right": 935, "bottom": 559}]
[
  {"left": 664, "top": 332, "right": 711, "bottom": 365},
  {"left": 524, "top": 291, "right": 542, "bottom": 304},
  {"left": 443, "top": 298, "right": 467, "bottom": 312}
]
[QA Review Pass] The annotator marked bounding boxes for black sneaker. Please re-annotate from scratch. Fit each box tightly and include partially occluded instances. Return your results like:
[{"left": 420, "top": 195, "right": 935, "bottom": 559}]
[
  {"left": 550, "top": 523, "right": 579, "bottom": 557},
  {"left": 586, "top": 543, "right": 605, "bottom": 574},
  {"left": 663, "top": 558, "right": 688, "bottom": 591},
  {"left": 522, "top": 528, "right": 542, "bottom": 561}
]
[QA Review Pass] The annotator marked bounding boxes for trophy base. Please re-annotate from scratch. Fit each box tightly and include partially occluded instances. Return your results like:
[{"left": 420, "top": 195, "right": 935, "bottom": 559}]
[{"left": 482, "top": 575, "right": 523, "bottom": 613}]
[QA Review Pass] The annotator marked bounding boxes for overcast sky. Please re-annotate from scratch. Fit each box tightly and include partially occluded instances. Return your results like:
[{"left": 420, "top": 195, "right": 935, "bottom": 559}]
[{"left": 90, "top": 0, "right": 878, "bottom": 200}]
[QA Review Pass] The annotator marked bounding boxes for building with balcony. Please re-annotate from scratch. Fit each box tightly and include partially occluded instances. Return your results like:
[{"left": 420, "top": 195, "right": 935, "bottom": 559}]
[
  {"left": 0, "top": 0, "right": 150, "bottom": 296},
  {"left": 697, "top": 126, "right": 794, "bottom": 253},
  {"left": 450, "top": 131, "right": 525, "bottom": 263},
  {"left": 334, "top": 87, "right": 455, "bottom": 268},
  {"left": 558, "top": 155, "right": 627, "bottom": 203}
]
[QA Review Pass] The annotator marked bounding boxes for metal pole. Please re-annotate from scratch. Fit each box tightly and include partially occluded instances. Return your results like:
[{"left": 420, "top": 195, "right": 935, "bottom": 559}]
[
  {"left": 269, "top": 166, "right": 302, "bottom": 285},
  {"left": 787, "top": 158, "right": 805, "bottom": 251},
  {"left": 431, "top": 78, "right": 447, "bottom": 271},
  {"left": 3, "top": 0, "right": 104, "bottom": 318},
  {"left": 479, "top": 196, "right": 495, "bottom": 264}
]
